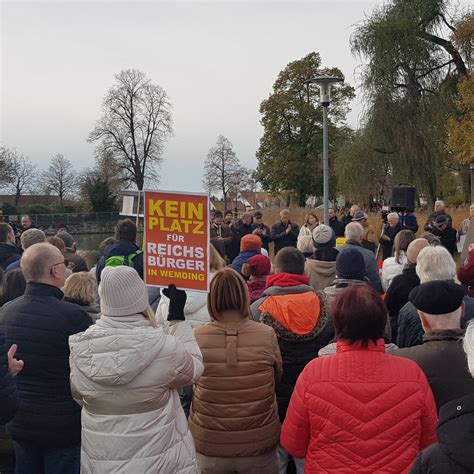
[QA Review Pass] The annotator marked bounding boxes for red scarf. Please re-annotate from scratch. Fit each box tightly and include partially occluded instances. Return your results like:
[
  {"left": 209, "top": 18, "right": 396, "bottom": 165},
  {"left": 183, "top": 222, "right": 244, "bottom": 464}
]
[{"left": 265, "top": 273, "right": 309, "bottom": 289}]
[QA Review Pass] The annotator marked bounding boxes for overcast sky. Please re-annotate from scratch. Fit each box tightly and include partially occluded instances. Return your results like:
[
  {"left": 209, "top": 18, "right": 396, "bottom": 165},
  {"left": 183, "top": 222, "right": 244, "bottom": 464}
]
[{"left": 0, "top": 1, "right": 428, "bottom": 192}]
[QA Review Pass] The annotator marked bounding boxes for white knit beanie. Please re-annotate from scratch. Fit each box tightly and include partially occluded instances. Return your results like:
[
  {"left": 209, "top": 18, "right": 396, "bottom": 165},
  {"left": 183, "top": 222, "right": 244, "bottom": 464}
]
[{"left": 99, "top": 266, "right": 149, "bottom": 317}]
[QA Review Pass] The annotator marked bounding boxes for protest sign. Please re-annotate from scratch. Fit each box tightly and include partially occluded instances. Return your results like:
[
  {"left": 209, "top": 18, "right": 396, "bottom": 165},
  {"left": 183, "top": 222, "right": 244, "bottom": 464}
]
[{"left": 144, "top": 190, "right": 209, "bottom": 292}]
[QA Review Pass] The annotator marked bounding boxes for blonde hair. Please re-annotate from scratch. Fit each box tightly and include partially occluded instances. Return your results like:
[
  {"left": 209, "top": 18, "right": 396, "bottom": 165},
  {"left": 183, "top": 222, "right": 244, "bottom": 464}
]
[
  {"left": 207, "top": 268, "right": 250, "bottom": 321},
  {"left": 143, "top": 306, "right": 157, "bottom": 328},
  {"left": 210, "top": 244, "right": 226, "bottom": 272},
  {"left": 62, "top": 271, "right": 96, "bottom": 305}
]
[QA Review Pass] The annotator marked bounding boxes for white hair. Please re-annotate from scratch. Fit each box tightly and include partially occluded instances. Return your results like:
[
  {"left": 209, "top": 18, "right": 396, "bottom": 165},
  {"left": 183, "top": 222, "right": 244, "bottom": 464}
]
[
  {"left": 464, "top": 321, "right": 474, "bottom": 377},
  {"left": 435, "top": 200, "right": 445, "bottom": 207},
  {"left": 387, "top": 212, "right": 399, "bottom": 222},
  {"left": 345, "top": 222, "right": 363, "bottom": 242},
  {"left": 416, "top": 246, "right": 457, "bottom": 283}
]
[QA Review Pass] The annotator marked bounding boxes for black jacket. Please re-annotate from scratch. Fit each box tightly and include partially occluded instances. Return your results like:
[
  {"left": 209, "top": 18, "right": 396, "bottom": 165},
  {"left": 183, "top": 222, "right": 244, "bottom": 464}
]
[
  {"left": 0, "top": 244, "right": 20, "bottom": 271},
  {"left": 328, "top": 217, "right": 344, "bottom": 237},
  {"left": 0, "top": 283, "right": 92, "bottom": 447},
  {"left": 0, "top": 332, "right": 18, "bottom": 425},
  {"left": 393, "top": 329, "right": 474, "bottom": 412},
  {"left": 270, "top": 221, "right": 299, "bottom": 254},
  {"left": 251, "top": 223, "right": 272, "bottom": 251},
  {"left": 227, "top": 222, "right": 253, "bottom": 262},
  {"left": 424, "top": 212, "right": 453, "bottom": 231},
  {"left": 95, "top": 239, "right": 143, "bottom": 282},
  {"left": 397, "top": 295, "right": 474, "bottom": 348},
  {"left": 385, "top": 266, "right": 420, "bottom": 342},
  {"left": 410, "top": 393, "right": 474, "bottom": 473},
  {"left": 432, "top": 226, "right": 457, "bottom": 256}
]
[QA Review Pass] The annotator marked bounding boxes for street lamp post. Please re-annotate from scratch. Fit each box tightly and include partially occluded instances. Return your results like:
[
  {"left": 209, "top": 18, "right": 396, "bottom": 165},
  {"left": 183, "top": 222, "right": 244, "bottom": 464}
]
[{"left": 308, "top": 75, "right": 343, "bottom": 225}]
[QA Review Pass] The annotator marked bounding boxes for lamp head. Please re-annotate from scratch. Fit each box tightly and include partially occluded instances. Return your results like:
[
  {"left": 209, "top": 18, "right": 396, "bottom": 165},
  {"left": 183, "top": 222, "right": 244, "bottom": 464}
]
[{"left": 307, "top": 75, "right": 344, "bottom": 106}]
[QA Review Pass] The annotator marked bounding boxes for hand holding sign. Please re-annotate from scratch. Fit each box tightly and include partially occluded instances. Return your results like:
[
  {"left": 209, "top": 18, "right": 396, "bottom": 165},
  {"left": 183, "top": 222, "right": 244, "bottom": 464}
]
[{"left": 163, "top": 284, "right": 187, "bottom": 321}]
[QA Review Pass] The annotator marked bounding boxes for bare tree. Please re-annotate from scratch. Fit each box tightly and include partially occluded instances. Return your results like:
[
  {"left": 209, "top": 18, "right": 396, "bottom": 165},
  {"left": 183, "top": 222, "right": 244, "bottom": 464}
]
[
  {"left": 202, "top": 135, "right": 244, "bottom": 208},
  {"left": 0, "top": 147, "right": 14, "bottom": 188},
  {"left": 7, "top": 151, "right": 37, "bottom": 206},
  {"left": 88, "top": 69, "right": 173, "bottom": 190},
  {"left": 42, "top": 154, "right": 76, "bottom": 209}
]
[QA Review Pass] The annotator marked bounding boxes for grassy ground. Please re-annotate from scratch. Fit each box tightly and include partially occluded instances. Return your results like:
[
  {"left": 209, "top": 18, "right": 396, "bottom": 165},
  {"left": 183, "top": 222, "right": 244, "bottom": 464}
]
[{"left": 259, "top": 206, "right": 469, "bottom": 238}]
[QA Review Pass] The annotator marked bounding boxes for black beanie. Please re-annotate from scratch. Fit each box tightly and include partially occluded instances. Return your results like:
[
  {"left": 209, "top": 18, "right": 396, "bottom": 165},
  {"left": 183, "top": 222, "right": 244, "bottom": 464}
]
[{"left": 336, "top": 246, "right": 366, "bottom": 280}]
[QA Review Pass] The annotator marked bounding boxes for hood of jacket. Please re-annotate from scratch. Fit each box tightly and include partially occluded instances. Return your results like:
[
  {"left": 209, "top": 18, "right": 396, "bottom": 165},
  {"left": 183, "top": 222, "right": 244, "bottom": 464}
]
[
  {"left": 436, "top": 393, "right": 474, "bottom": 470},
  {"left": 0, "top": 243, "right": 19, "bottom": 264},
  {"left": 104, "top": 240, "right": 140, "bottom": 257},
  {"left": 305, "top": 259, "right": 336, "bottom": 277},
  {"left": 69, "top": 315, "right": 166, "bottom": 386},
  {"left": 265, "top": 272, "right": 309, "bottom": 289}
]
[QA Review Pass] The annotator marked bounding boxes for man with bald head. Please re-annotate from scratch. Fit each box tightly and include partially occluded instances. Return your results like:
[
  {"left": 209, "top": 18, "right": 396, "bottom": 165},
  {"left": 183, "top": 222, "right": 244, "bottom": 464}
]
[{"left": 0, "top": 243, "right": 92, "bottom": 473}]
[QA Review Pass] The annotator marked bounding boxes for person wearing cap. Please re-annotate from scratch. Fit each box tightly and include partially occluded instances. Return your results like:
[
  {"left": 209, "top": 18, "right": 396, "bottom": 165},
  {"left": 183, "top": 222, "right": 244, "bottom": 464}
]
[
  {"left": 351, "top": 210, "right": 377, "bottom": 252},
  {"left": 341, "top": 223, "right": 383, "bottom": 293},
  {"left": 297, "top": 213, "right": 319, "bottom": 257},
  {"left": 281, "top": 284, "right": 438, "bottom": 474},
  {"left": 270, "top": 209, "right": 299, "bottom": 255},
  {"left": 242, "top": 253, "right": 272, "bottom": 303},
  {"left": 380, "top": 212, "right": 402, "bottom": 261},
  {"left": 380, "top": 229, "right": 415, "bottom": 291},
  {"left": 431, "top": 214, "right": 457, "bottom": 256},
  {"left": 250, "top": 247, "right": 333, "bottom": 473},
  {"left": 229, "top": 234, "right": 262, "bottom": 275},
  {"left": 410, "top": 321, "right": 474, "bottom": 474},
  {"left": 424, "top": 200, "right": 452, "bottom": 231},
  {"left": 251, "top": 211, "right": 272, "bottom": 251},
  {"left": 385, "top": 238, "right": 429, "bottom": 342},
  {"left": 323, "top": 246, "right": 370, "bottom": 312},
  {"left": 0, "top": 243, "right": 92, "bottom": 473},
  {"left": 69, "top": 266, "right": 204, "bottom": 473},
  {"left": 210, "top": 210, "right": 233, "bottom": 259},
  {"left": 397, "top": 245, "right": 474, "bottom": 348},
  {"left": 305, "top": 225, "right": 338, "bottom": 292},
  {"left": 394, "top": 281, "right": 474, "bottom": 412}
]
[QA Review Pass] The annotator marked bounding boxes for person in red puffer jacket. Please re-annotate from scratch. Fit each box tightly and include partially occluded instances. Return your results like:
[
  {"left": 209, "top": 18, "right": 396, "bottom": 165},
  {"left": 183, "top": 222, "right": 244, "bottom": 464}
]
[
  {"left": 242, "top": 254, "right": 272, "bottom": 303},
  {"left": 281, "top": 284, "right": 438, "bottom": 474}
]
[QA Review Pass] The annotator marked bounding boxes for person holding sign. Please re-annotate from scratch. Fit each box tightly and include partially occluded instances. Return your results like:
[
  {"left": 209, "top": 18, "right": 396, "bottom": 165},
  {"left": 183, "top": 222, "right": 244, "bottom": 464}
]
[{"left": 69, "top": 266, "right": 204, "bottom": 473}]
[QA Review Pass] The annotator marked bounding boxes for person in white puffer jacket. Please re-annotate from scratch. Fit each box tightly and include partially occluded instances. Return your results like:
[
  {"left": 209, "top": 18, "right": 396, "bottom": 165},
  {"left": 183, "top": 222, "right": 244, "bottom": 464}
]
[
  {"left": 381, "top": 230, "right": 416, "bottom": 292},
  {"left": 156, "top": 245, "right": 226, "bottom": 328},
  {"left": 69, "top": 266, "right": 204, "bottom": 474}
]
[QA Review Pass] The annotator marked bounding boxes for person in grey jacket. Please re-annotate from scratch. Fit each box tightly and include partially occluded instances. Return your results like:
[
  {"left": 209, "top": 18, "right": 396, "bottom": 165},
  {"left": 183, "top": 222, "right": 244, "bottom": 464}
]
[{"left": 340, "top": 223, "right": 383, "bottom": 293}]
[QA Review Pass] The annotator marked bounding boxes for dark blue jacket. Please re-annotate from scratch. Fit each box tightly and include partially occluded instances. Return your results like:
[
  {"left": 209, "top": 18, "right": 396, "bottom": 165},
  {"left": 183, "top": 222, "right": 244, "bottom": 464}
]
[
  {"left": 95, "top": 240, "right": 143, "bottom": 282},
  {"left": 270, "top": 221, "right": 299, "bottom": 254},
  {"left": 399, "top": 213, "right": 419, "bottom": 233},
  {"left": 0, "top": 331, "right": 18, "bottom": 425},
  {"left": 0, "top": 244, "right": 20, "bottom": 271},
  {"left": 0, "top": 283, "right": 92, "bottom": 447},
  {"left": 229, "top": 250, "right": 261, "bottom": 275}
]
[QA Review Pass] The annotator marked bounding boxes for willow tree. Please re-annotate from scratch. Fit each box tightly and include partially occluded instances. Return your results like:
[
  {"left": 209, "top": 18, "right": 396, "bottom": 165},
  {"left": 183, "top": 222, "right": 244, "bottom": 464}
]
[{"left": 351, "top": 0, "right": 470, "bottom": 205}]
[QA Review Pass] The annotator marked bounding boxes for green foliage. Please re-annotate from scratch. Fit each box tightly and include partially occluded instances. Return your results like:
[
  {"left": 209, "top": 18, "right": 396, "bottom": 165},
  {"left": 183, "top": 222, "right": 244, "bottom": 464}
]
[
  {"left": 351, "top": 0, "right": 470, "bottom": 205},
  {"left": 256, "top": 52, "right": 355, "bottom": 206}
]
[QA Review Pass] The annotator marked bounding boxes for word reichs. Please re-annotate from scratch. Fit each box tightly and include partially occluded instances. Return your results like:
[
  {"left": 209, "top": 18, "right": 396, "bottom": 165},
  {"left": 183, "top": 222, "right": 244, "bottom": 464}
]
[
  {"left": 147, "top": 243, "right": 205, "bottom": 271},
  {"left": 147, "top": 199, "right": 204, "bottom": 234}
]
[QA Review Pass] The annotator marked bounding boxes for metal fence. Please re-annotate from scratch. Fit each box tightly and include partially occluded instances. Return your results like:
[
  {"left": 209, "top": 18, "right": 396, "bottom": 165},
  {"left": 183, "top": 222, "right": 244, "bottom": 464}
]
[{"left": 7, "top": 212, "right": 122, "bottom": 227}]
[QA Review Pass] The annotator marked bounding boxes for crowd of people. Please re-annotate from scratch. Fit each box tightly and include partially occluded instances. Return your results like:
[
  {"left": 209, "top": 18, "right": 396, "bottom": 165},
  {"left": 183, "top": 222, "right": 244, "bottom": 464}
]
[{"left": 0, "top": 202, "right": 473, "bottom": 474}]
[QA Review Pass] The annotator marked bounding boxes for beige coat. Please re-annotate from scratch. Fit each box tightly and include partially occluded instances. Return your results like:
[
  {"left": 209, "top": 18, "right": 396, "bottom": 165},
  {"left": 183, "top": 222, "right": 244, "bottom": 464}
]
[
  {"left": 69, "top": 315, "right": 204, "bottom": 474},
  {"left": 189, "top": 319, "right": 282, "bottom": 458},
  {"left": 305, "top": 259, "right": 336, "bottom": 291}
]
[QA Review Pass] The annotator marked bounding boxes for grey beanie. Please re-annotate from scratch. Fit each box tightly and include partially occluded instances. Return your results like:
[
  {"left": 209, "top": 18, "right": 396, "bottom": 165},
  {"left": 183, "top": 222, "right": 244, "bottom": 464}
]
[
  {"left": 99, "top": 266, "right": 149, "bottom": 317},
  {"left": 312, "top": 224, "right": 335, "bottom": 246},
  {"left": 57, "top": 231, "right": 75, "bottom": 249}
]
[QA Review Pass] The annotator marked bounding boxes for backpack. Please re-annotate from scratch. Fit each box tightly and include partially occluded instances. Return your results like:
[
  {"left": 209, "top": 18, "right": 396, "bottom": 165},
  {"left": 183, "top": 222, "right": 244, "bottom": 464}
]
[{"left": 104, "top": 250, "right": 143, "bottom": 268}]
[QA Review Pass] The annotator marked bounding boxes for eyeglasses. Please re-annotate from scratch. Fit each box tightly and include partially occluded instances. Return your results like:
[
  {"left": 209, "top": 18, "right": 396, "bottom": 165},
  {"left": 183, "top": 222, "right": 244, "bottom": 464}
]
[{"left": 51, "top": 260, "right": 67, "bottom": 269}]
